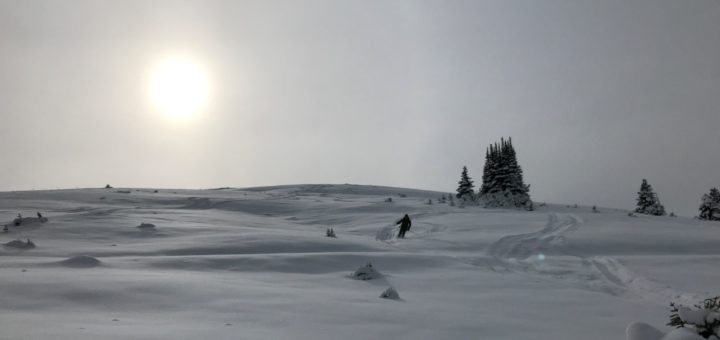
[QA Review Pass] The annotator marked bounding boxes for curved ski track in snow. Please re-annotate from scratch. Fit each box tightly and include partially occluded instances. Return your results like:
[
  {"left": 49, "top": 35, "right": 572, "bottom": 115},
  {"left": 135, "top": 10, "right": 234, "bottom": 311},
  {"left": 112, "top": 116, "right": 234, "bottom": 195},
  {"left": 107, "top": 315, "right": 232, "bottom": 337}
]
[
  {"left": 586, "top": 256, "right": 701, "bottom": 305},
  {"left": 487, "top": 213, "right": 582, "bottom": 259},
  {"left": 485, "top": 213, "right": 701, "bottom": 304}
]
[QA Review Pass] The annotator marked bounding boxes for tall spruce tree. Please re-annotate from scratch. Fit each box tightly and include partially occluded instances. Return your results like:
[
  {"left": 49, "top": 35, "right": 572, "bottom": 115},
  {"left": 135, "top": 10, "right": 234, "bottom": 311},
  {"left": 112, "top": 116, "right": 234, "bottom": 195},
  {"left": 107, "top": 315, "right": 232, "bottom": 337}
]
[
  {"left": 479, "top": 137, "right": 531, "bottom": 209},
  {"left": 699, "top": 188, "right": 720, "bottom": 221},
  {"left": 634, "top": 179, "right": 666, "bottom": 216},
  {"left": 456, "top": 166, "right": 475, "bottom": 201}
]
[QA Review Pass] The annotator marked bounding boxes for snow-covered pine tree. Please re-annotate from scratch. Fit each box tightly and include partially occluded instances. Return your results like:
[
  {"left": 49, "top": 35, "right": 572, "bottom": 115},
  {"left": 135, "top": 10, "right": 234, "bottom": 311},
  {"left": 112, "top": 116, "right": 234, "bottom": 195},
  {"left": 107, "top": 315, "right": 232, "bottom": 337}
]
[
  {"left": 634, "top": 179, "right": 666, "bottom": 216},
  {"left": 456, "top": 166, "right": 475, "bottom": 201},
  {"left": 478, "top": 137, "right": 531, "bottom": 209},
  {"left": 698, "top": 188, "right": 720, "bottom": 221}
]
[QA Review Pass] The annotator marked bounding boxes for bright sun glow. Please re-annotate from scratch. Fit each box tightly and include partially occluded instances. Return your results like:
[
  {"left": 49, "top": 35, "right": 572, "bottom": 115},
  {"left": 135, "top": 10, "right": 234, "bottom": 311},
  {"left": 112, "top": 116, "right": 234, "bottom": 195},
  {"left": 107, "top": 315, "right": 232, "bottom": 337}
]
[{"left": 148, "top": 57, "right": 210, "bottom": 119}]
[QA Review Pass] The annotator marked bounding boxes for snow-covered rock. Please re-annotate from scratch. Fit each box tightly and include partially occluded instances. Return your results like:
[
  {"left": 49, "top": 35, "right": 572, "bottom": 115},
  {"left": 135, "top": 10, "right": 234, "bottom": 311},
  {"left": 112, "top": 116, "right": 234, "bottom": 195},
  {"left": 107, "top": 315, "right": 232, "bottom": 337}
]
[
  {"left": 626, "top": 322, "right": 665, "bottom": 340},
  {"left": 662, "top": 328, "right": 708, "bottom": 340},
  {"left": 137, "top": 223, "right": 156, "bottom": 229},
  {"left": 58, "top": 255, "right": 102, "bottom": 268},
  {"left": 351, "top": 262, "right": 382, "bottom": 280},
  {"left": 4, "top": 239, "right": 36, "bottom": 249},
  {"left": 379, "top": 287, "right": 400, "bottom": 300}
]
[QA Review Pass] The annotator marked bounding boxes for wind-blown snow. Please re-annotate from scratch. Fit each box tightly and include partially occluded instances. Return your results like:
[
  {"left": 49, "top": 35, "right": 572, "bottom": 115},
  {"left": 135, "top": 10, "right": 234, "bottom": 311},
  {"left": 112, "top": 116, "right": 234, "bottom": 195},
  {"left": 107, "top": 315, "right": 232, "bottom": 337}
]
[{"left": 0, "top": 184, "right": 719, "bottom": 339}]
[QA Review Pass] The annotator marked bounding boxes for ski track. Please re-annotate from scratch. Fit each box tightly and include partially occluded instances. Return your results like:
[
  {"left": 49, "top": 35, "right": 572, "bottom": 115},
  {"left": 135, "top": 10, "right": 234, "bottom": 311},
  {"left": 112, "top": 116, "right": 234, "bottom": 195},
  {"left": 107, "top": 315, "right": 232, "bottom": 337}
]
[
  {"left": 586, "top": 256, "right": 701, "bottom": 306},
  {"left": 484, "top": 213, "right": 701, "bottom": 305},
  {"left": 487, "top": 213, "right": 582, "bottom": 259}
]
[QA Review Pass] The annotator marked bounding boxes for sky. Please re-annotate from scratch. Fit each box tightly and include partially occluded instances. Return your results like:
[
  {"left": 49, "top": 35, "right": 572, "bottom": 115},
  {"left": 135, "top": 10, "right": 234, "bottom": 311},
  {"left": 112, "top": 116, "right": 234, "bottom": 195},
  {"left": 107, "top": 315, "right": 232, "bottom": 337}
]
[{"left": 1, "top": 0, "right": 719, "bottom": 216}]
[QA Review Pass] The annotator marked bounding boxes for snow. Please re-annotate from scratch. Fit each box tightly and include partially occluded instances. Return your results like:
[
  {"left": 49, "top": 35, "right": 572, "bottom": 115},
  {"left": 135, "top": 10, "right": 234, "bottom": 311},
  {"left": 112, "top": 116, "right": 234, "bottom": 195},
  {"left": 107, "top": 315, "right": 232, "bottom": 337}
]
[
  {"left": 137, "top": 223, "right": 156, "bottom": 229},
  {"left": 0, "top": 184, "right": 719, "bottom": 339},
  {"left": 350, "top": 262, "right": 382, "bottom": 280},
  {"left": 379, "top": 287, "right": 400, "bottom": 300},
  {"left": 57, "top": 255, "right": 103, "bottom": 268}
]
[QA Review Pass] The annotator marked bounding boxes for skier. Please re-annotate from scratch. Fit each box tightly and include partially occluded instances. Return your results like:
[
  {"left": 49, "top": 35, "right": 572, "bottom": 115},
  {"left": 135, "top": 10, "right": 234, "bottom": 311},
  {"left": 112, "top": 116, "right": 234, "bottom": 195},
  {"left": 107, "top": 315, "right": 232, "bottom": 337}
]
[{"left": 396, "top": 214, "right": 412, "bottom": 239}]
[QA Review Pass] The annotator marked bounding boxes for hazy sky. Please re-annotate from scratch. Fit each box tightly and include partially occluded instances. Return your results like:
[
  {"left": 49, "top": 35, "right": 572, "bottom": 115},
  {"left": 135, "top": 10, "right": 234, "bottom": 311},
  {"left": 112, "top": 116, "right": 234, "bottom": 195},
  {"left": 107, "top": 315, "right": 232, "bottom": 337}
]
[{"left": 1, "top": 0, "right": 719, "bottom": 216}]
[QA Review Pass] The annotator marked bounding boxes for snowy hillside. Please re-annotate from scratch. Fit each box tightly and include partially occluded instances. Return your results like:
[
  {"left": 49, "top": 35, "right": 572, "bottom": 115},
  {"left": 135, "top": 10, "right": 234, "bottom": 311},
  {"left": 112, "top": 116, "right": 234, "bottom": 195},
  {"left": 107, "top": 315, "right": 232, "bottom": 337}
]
[{"left": 1, "top": 184, "right": 719, "bottom": 340}]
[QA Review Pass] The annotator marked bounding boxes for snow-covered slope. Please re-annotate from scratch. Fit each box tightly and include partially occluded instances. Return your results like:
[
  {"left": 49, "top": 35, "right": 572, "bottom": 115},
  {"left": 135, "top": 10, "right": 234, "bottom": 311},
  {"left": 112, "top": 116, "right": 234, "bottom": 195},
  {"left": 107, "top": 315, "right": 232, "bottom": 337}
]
[{"left": 0, "top": 184, "right": 718, "bottom": 340}]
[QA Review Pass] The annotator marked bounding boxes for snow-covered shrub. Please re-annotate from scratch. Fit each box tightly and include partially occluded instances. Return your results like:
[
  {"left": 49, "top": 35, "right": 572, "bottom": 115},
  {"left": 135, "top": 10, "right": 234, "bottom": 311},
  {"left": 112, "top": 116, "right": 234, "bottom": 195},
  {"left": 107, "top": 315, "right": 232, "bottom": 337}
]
[
  {"left": 105, "top": 184, "right": 113, "bottom": 189},
  {"left": 5, "top": 239, "right": 35, "bottom": 249},
  {"left": 626, "top": 322, "right": 705, "bottom": 340},
  {"left": 326, "top": 227, "right": 336, "bottom": 238},
  {"left": 137, "top": 223, "right": 156, "bottom": 229},
  {"left": 385, "top": 197, "right": 393, "bottom": 203},
  {"left": 628, "top": 212, "right": 637, "bottom": 217},
  {"left": 351, "top": 262, "right": 382, "bottom": 280},
  {"left": 379, "top": 287, "right": 400, "bottom": 300},
  {"left": 670, "top": 212, "right": 676, "bottom": 217},
  {"left": 668, "top": 296, "right": 720, "bottom": 339},
  {"left": 592, "top": 206, "right": 599, "bottom": 213}
]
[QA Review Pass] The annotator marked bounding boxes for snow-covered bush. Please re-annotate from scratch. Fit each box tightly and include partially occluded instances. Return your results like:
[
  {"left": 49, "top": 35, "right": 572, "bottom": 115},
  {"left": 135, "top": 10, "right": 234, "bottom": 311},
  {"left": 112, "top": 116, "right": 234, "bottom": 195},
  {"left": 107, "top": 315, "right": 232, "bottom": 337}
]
[
  {"left": 668, "top": 296, "right": 720, "bottom": 339},
  {"left": 137, "top": 223, "right": 156, "bottom": 229},
  {"left": 326, "top": 227, "right": 336, "bottom": 238},
  {"left": 5, "top": 239, "right": 35, "bottom": 249},
  {"left": 351, "top": 262, "right": 382, "bottom": 280},
  {"left": 626, "top": 322, "right": 705, "bottom": 340},
  {"left": 379, "top": 287, "right": 400, "bottom": 300}
]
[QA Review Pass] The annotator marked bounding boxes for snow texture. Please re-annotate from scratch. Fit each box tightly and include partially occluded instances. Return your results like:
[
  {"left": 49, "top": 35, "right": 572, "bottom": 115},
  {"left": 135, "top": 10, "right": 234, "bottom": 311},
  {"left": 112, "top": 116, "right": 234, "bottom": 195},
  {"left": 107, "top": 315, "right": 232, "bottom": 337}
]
[
  {"left": 379, "top": 287, "right": 400, "bottom": 300},
  {"left": 350, "top": 262, "right": 382, "bottom": 280},
  {"left": 1, "top": 184, "right": 719, "bottom": 340}
]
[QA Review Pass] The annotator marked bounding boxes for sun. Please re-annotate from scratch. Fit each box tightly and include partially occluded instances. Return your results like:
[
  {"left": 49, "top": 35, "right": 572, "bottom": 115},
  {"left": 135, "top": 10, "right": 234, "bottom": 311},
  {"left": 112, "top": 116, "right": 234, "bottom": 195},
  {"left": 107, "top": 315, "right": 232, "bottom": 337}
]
[{"left": 148, "top": 56, "right": 210, "bottom": 119}]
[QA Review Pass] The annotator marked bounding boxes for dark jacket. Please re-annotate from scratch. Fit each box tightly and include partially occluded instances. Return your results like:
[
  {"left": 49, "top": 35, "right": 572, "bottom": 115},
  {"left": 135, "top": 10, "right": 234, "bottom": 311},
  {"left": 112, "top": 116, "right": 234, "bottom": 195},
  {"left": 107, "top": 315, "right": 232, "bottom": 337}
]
[{"left": 396, "top": 214, "right": 411, "bottom": 230}]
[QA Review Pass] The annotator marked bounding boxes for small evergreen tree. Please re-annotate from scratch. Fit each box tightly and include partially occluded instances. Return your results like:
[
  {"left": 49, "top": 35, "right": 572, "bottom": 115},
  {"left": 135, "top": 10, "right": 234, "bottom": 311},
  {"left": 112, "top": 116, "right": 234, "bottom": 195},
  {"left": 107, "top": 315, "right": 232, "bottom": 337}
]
[
  {"left": 635, "top": 179, "right": 666, "bottom": 216},
  {"left": 456, "top": 166, "right": 476, "bottom": 201},
  {"left": 699, "top": 188, "right": 720, "bottom": 221},
  {"left": 478, "top": 137, "right": 531, "bottom": 209}
]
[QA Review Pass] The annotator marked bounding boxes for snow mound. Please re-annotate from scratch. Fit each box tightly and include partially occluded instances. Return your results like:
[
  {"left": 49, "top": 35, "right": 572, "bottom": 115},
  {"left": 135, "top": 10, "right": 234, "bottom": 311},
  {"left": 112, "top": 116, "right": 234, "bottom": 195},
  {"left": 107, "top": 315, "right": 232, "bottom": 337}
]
[
  {"left": 351, "top": 262, "right": 382, "bottom": 280},
  {"left": 626, "top": 322, "right": 665, "bottom": 340},
  {"left": 678, "top": 307, "right": 720, "bottom": 326},
  {"left": 59, "top": 255, "right": 102, "bottom": 268},
  {"left": 4, "top": 239, "right": 36, "bottom": 249},
  {"left": 379, "top": 287, "right": 400, "bottom": 300},
  {"left": 626, "top": 322, "right": 708, "bottom": 340},
  {"left": 137, "top": 223, "right": 156, "bottom": 229}
]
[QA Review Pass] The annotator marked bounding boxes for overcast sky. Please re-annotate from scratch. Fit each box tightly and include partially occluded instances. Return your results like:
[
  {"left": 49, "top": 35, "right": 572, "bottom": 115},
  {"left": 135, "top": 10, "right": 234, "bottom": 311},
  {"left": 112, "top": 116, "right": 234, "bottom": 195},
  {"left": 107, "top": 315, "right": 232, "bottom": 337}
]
[{"left": 1, "top": 0, "right": 718, "bottom": 216}]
